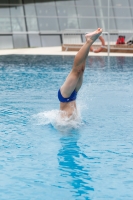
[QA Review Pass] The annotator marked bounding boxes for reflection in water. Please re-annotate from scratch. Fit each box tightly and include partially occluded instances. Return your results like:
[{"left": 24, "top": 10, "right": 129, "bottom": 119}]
[
  {"left": 88, "top": 56, "right": 105, "bottom": 68},
  {"left": 116, "top": 56, "right": 125, "bottom": 68},
  {"left": 58, "top": 131, "right": 94, "bottom": 199},
  {"left": 88, "top": 56, "right": 127, "bottom": 70},
  {"left": 108, "top": 55, "right": 110, "bottom": 69}
]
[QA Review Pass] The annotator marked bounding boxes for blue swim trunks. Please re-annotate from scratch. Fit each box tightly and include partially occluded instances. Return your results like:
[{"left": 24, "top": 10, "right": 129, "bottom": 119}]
[{"left": 58, "top": 89, "right": 77, "bottom": 103}]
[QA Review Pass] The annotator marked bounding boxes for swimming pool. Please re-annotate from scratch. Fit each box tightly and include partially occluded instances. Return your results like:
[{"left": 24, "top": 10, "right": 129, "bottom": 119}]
[{"left": 0, "top": 55, "right": 133, "bottom": 200}]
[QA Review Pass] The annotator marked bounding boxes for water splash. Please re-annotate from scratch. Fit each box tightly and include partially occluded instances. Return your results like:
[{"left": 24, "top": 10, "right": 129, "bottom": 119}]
[{"left": 33, "top": 108, "right": 84, "bottom": 132}]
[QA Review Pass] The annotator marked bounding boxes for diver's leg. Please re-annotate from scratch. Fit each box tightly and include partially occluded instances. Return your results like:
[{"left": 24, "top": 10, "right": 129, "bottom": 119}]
[
  {"left": 75, "top": 62, "right": 85, "bottom": 92},
  {"left": 61, "top": 28, "right": 102, "bottom": 98}
]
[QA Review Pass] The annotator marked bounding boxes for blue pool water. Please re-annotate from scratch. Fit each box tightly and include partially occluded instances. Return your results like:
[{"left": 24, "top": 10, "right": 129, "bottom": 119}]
[{"left": 0, "top": 55, "right": 133, "bottom": 200}]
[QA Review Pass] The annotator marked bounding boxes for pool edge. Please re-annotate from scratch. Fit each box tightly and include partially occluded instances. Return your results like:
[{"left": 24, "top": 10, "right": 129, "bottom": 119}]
[{"left": 0, "top": 46, "right": 132, "bottom": 57}]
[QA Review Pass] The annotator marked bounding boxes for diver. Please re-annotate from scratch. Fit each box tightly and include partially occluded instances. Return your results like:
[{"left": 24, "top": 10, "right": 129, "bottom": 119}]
[{"left": 58, "top": 28, "right": 103, "bottom": 118}]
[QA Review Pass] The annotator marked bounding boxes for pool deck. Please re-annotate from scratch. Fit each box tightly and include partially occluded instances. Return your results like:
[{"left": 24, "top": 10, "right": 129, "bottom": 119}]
[{"left": 0, "top": 46, "right": 132, "bottom": 57}]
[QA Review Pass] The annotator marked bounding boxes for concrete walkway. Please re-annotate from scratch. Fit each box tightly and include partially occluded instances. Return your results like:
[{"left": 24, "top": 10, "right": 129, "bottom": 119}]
[{"left": 0, "top": 46, "right": 132, "bottom": 57}]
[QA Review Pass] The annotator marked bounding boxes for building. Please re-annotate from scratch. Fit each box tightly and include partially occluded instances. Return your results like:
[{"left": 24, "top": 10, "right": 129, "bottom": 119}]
[{"left": 0, "top": 0, "right": 133, "bottom": 49}]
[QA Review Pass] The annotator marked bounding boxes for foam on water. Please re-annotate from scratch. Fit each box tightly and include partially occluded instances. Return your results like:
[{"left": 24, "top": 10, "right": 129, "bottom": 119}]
[{"left": 33, "top": 105, "right": 84, "bottom": 132}]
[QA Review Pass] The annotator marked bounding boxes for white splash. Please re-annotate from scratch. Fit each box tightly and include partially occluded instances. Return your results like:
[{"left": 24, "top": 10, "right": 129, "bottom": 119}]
[{"left": 33, "top": 107, "right": 83, "bottom": 132}]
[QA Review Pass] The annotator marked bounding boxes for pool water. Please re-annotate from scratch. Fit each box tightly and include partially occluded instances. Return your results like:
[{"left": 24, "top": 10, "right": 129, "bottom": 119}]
[{"left": 0, "top": 55, "right": 133, "bottom": 200}]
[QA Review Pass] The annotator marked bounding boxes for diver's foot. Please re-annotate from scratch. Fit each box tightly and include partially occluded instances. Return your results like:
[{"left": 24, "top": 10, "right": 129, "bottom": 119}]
[{"left": 85, "top": 28, "right": 102, "bottom": 44}]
